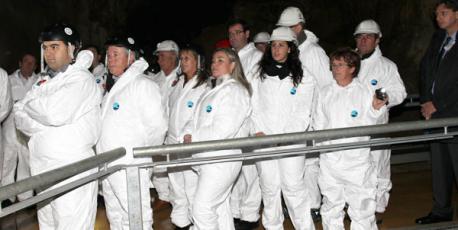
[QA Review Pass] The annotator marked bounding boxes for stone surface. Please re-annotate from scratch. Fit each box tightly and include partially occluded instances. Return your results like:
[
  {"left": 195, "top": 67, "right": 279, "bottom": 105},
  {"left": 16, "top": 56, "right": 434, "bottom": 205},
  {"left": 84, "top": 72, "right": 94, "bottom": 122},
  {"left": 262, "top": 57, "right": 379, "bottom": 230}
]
[{"left": 0, "top": 0, "right": 439, "bottom": 94}]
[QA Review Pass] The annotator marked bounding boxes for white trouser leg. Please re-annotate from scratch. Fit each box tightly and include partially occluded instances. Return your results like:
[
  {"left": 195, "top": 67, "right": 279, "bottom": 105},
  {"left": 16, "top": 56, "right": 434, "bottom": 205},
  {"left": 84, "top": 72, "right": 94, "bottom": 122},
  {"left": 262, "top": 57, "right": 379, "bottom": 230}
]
[
  {"left": 371, "top": 149, "right": 392, "bottom": 213},
  {"left": 239, "top": 163, "right": 261, "bottom": 222},
  {"left": 230, "top": 171, "right": 243, "bottom": 219},
  {"left": 279, "top": 156, "right": 314, "bottom": 230},
  {"left": 184, "top": 168, "right": 199, "bottom": 223},
  {"left": 37, "top": 201, "right": 55, "bottom": 230},
  {"left": 257, "top": 158, "right": 283, "bottom": 230},
  {"left": 37, "top": 169, "right": 98, "bottom": 230},
  {"left": 319, "top": 163, "right": 346, "bottom": 230},
  {"left": 169, "top": 167, "right": 192, "bottom": 227},
  {"left": 305, "top": 157, "right": 321, "bottom": 209},
  {"left": 152, "top": 170, "right": 170, "bottom": 202},
  {"left": 346, "top": 166, "right": 377, "bottom": 230},
  {"left": 17, "top": 143, "right": 33, "bottom": 201},
  {"left": 103, "top": 169, "right": 153, "bottom": 230},
  {"left": 2, "top": 142, "right": 18, "bottom": 201},
  {"left": 191, "top": 161, "right": 242, "bottom": 230},
  {"left": 0, "top": 130, "right": 4, "bottom": 185}
]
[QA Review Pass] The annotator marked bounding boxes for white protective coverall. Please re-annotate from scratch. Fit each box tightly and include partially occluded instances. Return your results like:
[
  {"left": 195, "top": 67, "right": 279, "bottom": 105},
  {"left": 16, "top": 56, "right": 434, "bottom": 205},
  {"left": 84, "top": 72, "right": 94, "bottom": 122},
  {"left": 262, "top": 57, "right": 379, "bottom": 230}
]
[
  {"left": 14, "top": 51, "right": 100, "bottom": 230},
  {"left": 230, "top": 42, "right": 264, "bottom": 222},
  {"left": 2, "top": 69, "right": 37, "bottom": 201},
  {"left": 298, "top": 29, "right": 334, "bottom": 210},
  {"left": 251, "top": 71, "right": 316, "bottom": 230},
  {"left": 148, "top": 66, "right": 180, "bottom": 202},
  {"left": 237, "top": 42, "right": 263, "bottom": 79},
  {"left": 358, "top": 46, "right": 407, "bottom": 213},
  {"left": 96, "top": 58, "right": 167, "bottom": 230},
  {"left": 313, "top": 78, "right": 385, "bottom": 230},
  {"left": 186, "top": 75, "right": 251, "bottom": 230},
  {"left": 0, "top": 68, "right": 13, "bottom": 189},
  {"left": 92, "top": 63, "right": 107, "bottom": 95},
  {"left": 166, "top": 75, "right": 209, "bottom": 227}
]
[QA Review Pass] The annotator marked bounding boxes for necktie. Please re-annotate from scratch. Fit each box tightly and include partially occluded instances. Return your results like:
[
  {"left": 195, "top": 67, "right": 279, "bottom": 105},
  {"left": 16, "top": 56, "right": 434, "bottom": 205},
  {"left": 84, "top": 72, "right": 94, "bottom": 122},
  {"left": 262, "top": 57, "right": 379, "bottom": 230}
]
[
  {"left": 437, "top": 36, "right": 452, "bottom": 64},
  {"left": 432, "top": 36, "right": 452, "bottom": 94}
]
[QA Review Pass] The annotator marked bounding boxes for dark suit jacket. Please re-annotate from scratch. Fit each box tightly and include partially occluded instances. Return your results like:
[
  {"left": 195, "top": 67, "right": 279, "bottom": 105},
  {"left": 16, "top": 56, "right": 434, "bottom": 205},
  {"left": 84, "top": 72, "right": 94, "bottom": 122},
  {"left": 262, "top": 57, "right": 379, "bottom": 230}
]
[{"left": 420, "top": 30, "right": 458, "bottom": 119}]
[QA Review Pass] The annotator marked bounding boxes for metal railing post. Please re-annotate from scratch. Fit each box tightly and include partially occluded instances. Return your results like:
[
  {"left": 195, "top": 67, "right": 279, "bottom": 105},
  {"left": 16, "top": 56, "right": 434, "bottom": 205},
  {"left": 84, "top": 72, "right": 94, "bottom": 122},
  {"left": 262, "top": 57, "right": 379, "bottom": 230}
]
[{"left": 126, "top": 166, "right": 143, "bottom": 230}]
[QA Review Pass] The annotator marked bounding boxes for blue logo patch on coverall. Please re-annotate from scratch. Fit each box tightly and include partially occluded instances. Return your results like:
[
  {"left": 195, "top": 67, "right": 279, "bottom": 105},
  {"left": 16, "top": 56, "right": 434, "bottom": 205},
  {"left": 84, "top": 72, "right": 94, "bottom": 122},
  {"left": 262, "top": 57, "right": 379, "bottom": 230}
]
[
  {"left": 187, "top": 101, "right": 194, "bottom": 108},
  {"left": 206, "top": 105, "right": 212, "bottom": 113},
  {"left": 371, "top": 79, "right": 378, "bottom": 86},
  {"left": 96, "top": 79, "right": 101, "bottom": 84},
  {"left": 351, "top": 110, "right": 358, "bottom": 117},
  {"left": 113, "top": 102, "right": 120, "bottom": 110},
  {"left": 290, "top": 87, "right": 297, "bottom": 95}
]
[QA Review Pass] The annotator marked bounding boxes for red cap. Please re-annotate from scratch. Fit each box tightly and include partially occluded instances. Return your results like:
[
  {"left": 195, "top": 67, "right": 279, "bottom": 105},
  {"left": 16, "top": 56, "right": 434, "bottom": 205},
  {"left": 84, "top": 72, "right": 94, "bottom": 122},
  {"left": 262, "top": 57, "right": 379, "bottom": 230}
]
[{"left": 215, "top": 39, "right": 231, "bottom": 48}]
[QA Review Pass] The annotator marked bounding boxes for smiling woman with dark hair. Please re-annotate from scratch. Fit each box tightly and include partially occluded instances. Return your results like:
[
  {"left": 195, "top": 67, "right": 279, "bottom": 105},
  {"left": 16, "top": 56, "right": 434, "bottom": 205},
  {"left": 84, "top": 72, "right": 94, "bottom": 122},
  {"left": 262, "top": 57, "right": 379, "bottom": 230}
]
[{"left": 251, "top": 26, "right": 316, "bottom": 229}]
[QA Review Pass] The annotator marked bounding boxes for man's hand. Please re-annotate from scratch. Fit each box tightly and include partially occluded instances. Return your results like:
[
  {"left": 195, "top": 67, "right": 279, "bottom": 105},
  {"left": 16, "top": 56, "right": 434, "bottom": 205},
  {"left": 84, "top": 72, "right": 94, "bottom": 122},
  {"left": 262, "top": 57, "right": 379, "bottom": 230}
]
[{"left": 421, "top": 101, "right": 436, "bottom": 120}]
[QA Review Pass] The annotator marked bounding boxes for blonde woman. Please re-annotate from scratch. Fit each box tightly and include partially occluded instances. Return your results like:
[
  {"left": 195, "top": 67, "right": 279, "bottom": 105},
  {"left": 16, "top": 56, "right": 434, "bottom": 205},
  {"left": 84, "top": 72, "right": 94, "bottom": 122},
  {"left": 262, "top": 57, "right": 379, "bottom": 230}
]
[{"left": 183, "top": 48, "right": 251, "bottom": 229}]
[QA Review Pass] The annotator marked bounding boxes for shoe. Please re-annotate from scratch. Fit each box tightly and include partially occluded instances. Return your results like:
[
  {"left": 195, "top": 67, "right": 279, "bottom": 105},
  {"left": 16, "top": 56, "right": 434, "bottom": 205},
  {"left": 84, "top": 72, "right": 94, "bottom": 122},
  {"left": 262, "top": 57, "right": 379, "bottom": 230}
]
[
  {"left": 311, "top": 208, "right": 321, "bottom": 222},
  {"left": 375, "top": 212, "right": 383, "bottom": 225},
  {"left": 24, "top": 204, "right": 36, "bottom": 211},
  {"left": 235, "top": 220, "right": 259, "bottom": 230},
  {"left": 415, "top": 213, "right": 452, "bottom": 224},
  {"left": 1, "top": 199, "right": 13, "bottom": 208},
  {"left": 175, "top": 224, "right": 192, "bottom": 230},
  {"left": 234, "top": 218, "right": 241, "bottom": 229},
  {"left": 152, "top": 199, "right": 170, "bottom": 211}
]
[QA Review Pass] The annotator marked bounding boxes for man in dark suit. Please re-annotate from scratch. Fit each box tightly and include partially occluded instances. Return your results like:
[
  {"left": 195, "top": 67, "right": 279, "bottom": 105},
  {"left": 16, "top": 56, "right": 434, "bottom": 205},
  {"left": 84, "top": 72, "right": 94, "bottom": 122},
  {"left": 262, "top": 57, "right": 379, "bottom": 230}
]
[{"left": 417, "top": 0, "right": 458, "bottom": 225}]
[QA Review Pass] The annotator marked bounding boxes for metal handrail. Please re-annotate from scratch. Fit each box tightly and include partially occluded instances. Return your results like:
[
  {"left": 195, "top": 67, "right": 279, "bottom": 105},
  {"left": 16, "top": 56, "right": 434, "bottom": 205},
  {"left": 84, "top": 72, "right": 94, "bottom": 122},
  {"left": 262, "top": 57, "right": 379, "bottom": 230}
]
[
  {"left": 0, "top": 147, "right": 126, "bottom": 202},
  {"left": 403, "top": 94, "right": 420, "bottom": 107},
  {"left": 133, "top": 117, "right": 458, "bottom": 158},
  {"left": 0, "top": 164, "right": 124, "bottom": 218},
  {"left": 138, "top": 131, "right": 456, "bottom": 169}
]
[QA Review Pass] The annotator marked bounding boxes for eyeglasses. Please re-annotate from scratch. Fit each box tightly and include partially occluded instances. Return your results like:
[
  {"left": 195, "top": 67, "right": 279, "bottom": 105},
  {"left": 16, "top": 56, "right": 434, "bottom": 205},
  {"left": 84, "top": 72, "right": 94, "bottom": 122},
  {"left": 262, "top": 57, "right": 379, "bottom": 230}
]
[
  {"left": 355, "top": 34, "right": 376, "bottom": 40},
  {"left": 228, "top": 30, "right": 245, "bottom": 37}
]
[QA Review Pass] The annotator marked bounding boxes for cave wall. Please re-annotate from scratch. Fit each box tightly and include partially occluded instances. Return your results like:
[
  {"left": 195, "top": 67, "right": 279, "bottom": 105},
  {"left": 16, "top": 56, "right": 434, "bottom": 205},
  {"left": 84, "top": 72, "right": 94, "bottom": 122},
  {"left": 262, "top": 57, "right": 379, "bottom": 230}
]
[
  {"left": 0, "top": 0, "right": 131, "bottom": 73},
  {"left": 0, "top": 0, "right": 440, "bottom": 94},
  {"left": 223, "top": 0, "right": 438, "bottom": 94}
]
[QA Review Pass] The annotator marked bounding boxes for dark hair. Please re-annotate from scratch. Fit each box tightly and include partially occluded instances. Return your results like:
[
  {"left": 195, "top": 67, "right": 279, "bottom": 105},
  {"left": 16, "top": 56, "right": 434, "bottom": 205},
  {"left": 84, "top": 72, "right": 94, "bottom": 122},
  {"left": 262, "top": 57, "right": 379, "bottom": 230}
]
[
  {"left": 83, "top": 44, "right": 101, "bottom": 54},
  {"left": 20, "top": 53, "right": 36, "bottom": 62},
  {"left": 329, "top": 47, "right": 361, "bottom": 78},
  {"left": 178, "top": 46, "right": 210, "bottom": 88},
  {"left": 226, "top": 18, "right": 250, "bottom": 32},
  {"left": 437, "top": 0, "right": 458, "bottom": 11},
  {"left": 258, "top": 41, "right": 304, "bottom": 87}
]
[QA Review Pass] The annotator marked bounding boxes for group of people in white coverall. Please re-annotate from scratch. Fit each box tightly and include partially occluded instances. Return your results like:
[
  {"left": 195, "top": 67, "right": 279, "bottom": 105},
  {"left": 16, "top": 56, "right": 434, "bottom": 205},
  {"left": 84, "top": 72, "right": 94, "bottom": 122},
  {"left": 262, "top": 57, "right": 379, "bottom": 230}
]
[{"left": 0, "top": 5, "right": 407, "bottom": 230}]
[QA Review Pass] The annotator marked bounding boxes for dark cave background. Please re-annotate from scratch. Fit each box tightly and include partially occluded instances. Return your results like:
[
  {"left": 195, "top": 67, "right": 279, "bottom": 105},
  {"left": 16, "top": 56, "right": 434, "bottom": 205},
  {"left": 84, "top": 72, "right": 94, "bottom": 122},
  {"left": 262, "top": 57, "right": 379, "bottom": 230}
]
[{"left": 0, "top": 0, "right": 440, "bottom": 95}]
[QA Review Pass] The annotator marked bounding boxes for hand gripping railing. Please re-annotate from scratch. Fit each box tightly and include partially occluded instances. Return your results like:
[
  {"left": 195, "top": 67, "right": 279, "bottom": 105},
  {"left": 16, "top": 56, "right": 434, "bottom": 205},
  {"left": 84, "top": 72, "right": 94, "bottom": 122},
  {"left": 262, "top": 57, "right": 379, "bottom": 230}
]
[{"left": 0, "top": 147, "right": 126, "bottom": 218}]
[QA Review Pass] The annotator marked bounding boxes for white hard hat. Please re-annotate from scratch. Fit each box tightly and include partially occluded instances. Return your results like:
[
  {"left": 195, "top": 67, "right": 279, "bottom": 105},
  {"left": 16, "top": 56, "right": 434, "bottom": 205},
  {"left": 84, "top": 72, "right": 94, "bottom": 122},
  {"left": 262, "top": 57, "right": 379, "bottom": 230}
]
[
  {"left": 353, "top": 19, "right": 382, "bottom": 38},
  {"left": 276, "top": 7, "right": 305, "bottom": 27},
  {"left": 154, "top": 40, "right": 179, "bottom": 54},
  {"left": 253, "top": 32, "right": 270, "bottom": 43},
  {"left": 270, "top": 27, "right": 297, "bottom": 44}
]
